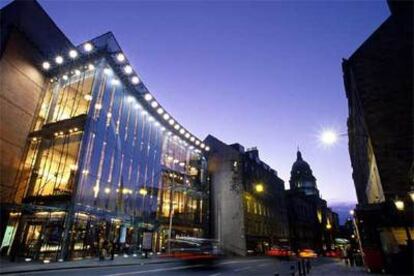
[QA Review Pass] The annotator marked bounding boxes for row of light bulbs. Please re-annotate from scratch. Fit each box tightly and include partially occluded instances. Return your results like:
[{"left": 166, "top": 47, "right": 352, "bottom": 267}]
[{"left": 42, "top": 41, "right": 209, "bottom": 152}]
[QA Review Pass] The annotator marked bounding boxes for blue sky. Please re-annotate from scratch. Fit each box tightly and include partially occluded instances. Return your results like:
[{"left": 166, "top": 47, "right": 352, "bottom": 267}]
[{"left": 2, "top": 0, "right": 390, "bottom": 204}]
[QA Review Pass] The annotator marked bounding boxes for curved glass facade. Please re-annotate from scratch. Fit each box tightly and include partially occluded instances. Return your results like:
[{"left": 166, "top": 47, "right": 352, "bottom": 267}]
[{"left": 12, "top": 54, "right": 208, "bottom": 260}]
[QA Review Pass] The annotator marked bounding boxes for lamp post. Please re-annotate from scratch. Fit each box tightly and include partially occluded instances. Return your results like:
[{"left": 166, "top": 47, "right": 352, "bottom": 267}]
[
  {"left": 394, "top": 198, "right": 412, "bottom": 243},
  {"left": 350, "top": 209, "right": 365, "bottom": 267}
]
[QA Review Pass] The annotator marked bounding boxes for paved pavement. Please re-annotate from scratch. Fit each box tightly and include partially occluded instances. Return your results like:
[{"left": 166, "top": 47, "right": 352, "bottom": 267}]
[
  {"left": 0, "top": 254, "right": 174, "bottom": 275},
  {"left": 0, "top": 256, "right": 382, "bottom": 275}
]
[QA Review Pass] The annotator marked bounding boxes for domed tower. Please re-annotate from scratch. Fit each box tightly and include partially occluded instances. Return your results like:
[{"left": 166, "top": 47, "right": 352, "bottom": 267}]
[{"left": 289, "top": 150, "right": 319, "bottom": 196}]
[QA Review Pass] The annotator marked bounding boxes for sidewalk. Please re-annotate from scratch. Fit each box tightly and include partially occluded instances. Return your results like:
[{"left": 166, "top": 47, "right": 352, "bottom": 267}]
[
  {"left": 0, "top": 254, "right": 175, "bottom": 275},
  {"left": 309, "top": 258, "right": 384, "bottom": 275}
]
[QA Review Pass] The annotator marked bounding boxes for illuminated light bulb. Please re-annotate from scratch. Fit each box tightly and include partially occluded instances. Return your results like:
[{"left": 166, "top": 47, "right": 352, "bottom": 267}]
[
  {"left": 83, "top": 42, "right": 93, "bottom": 52},
  {"left": 163, "top": 113, "right": 170, "bottom": 120},
  {"left": 104, "top": 188, "right": 111, "bottom": 194},
  {"left": 179, "top": 129, "right": 185, "bottom": 134},
  {"left": 167, "top": 131, "right": 172, "bottom": 136},
  {"left": 139, "top": 188, "right": 148, "bottom": 196},
  {"left": 124, "top": 65, "right": 133, "bottom": 74},
  {"left": 104, "top": 68, "right": 112, "bottom": 75},
  {"left": 88, "top": 64, "right": 95, "bottom": 70},
  {"left": 205, "top": 146, "right": 210, "bottom": 151},
  {"left": 107, "top": 112, "right": 112, "bottom": 118},
  {"left": 59, "top": 131, "right": 64, "bottom": 135},
  {"left": 148, "top": 116, "right": 154, "bottom": 122},
  {"left": 95, "top": 103, "right": 102, "bottom": 110},
  {"left": 185, "top": 133, "right": 190, "bottom": 138},
  {"left": 394, "top": 200, "right": 404, "bottom": 211},
  {"left": 55, "top": 56, "right": 64, "bottom": 64},
  {"left": 190, "top": 137, "right": 195, "bottom": 142},
  {"left": 116, "top": 53, "right": 125, "bottom": 62},
  {"left": 151, "top": 101, "right": 158, "bottom": 108},
  {"left": 200, "top": 143, "right": 205, "bottom": 149},
  {"left": 157, "top": 108, "right": 164, "bottom": 114},
  {"left": 70, "top": 164, "right": 78, "bottom": 171},
  {"left": 74, "top": 69, "right": 81, "bottom": 76},
  {"left": 62, "top": 75, "right": 68, "bottom": 80},
  {"left": 84, "top": 94, "right": 92, "bottom": 101},
  {"left": 169, "top": 119, "right": 175, "bottom": 125},
  {"left": 42, "top": 62, "right": 51, "bottom": 70},
  {"left": 131, "top": 76, "right": 140, "bottom": 84},
  {"left": 32, "top": 137, "right": 38, "bottom": 142},
  {"left": 73, "top": 128, "right": 78, "bottom": 131},
  {"left": 154, "top": 121, "right": 160, "bottom": 127},
  {"left": 111, "top": 79, "right": 120, "bottom": 86},
  {"left": 127, "top": 96, "right": 134, "bottom": 103},
  {"left": 195, "top": 140, "right": 200, "bottom": 145},
  {"left": 144, "top": 94, "right": 153, "bottom": 101},
  {"left": 69, "top": 49, "right": 78, "bottom": 59},
  {"left": 189, "top": 145, "right": 194, "bottom": 150},
  {"left": 174, "top": 124, "right": 180, "bottom": 130},
  {"left": 134, "top": 103, "right": 141, "bottom": 110},
  {"left": 161, "top": 126, "right": 166, "bottom": 131}
]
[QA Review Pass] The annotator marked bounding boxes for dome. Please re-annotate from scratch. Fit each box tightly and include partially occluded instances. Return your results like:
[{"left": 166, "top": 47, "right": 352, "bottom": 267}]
[
  {"left": 289, "top": 150, "right": 318, "bottom": 195},
  {"left": 290, "top": 151, "right": 315, "bottom": 181}
]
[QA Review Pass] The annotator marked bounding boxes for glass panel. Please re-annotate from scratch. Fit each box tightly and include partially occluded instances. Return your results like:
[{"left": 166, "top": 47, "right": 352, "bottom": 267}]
[
  {"left": 29, "top": 132, "right": 82, "bottom": 197},
  {"left": 47, "top": 71, "right": 94, "bottom": 123}
]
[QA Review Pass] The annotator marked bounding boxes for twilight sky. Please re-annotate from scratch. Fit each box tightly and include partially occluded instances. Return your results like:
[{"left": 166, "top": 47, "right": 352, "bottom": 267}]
[{"left": 9, "top": 0, "right": 390, "bottom": 204}]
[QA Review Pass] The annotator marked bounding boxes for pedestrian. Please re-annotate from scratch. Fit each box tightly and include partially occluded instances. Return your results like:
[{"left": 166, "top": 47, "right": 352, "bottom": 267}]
[{"left": 110, "top": 238, "right": 117, "bottom": 260}]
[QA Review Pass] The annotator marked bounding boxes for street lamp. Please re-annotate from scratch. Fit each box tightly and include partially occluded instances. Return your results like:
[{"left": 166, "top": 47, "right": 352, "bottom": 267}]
[
  {"left": 320, "top": 130, "right": 339, "bottom": 145},
  {"left": 394, "top": 199, "right": 405, "bottom": 211},
  {"left": 255, "top": 184, "right": 264, "bottom": 193}
]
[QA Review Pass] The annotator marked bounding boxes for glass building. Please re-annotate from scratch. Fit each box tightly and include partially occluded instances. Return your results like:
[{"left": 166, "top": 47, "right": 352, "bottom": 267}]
[{"left": 6, "top": 33, "right": 209, "bottom": 261}]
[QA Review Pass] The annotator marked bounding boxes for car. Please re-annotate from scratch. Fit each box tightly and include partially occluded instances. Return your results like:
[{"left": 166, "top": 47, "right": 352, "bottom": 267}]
[
  {"left": 167, "top": 237, "right": 222, "bottom": 263},
  {"left": 325, "top": 249, "right": 341, "bottom": 258},
  {"left": 298, "top": 248, "right": 317, "bottom": 259},
  {"left": 266, "top": 246, "right": 294, "bottom": 258}
]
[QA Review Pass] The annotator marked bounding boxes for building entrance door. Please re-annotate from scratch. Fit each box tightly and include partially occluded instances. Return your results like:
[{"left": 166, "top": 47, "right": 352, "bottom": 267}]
[{"left": 23, "top": 223, "right": 42, "bottom": 259}]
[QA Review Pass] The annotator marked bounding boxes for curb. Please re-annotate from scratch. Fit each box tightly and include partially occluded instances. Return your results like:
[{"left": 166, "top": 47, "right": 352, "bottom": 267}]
[{"left": 0, "top": 259, "right": 177, "bottom": 275}]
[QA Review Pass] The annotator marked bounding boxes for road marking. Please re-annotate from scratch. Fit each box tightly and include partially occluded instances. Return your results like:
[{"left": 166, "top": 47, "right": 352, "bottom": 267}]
[
  {"left": 104, "top": 264, "right": 205, "bottom": 276},
  {"left": 258, "top": 263, "right": 270, "bottom": 267},
  {"left": 221, "top": 259, "right": 268, "bottom": 265}
]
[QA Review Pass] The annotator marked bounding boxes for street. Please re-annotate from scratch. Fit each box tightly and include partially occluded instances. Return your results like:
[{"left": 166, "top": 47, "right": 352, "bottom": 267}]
[{"left": 7, "top": 257, "right": 372, "bottom": 276}]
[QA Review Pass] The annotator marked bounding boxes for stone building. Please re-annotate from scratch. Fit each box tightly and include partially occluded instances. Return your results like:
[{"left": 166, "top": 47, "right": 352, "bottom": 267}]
[
  {"left": 342, "top": 0, "right": 413, "bottom": 273},
  {"left": 285, "top": 150, "right": 338, "bottom": 252},
  {"left": 205, "top": 135, "right": 289, "bottom": 256}
]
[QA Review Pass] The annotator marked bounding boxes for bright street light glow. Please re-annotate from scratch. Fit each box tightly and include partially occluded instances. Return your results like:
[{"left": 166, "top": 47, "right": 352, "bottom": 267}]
[
  {"left": 394, "top": 200, "right": 404, "bottom": 211},
  {"left": 255, "top": 184, "right": 264, "bottom": 193},
  {"left": 320, "top": 130, "right": 338, "bottom": 145}
]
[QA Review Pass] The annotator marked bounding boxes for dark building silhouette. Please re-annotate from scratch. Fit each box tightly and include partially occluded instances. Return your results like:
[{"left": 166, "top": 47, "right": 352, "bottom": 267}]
[
  {"left": 286, "top": 150, "right": 338, "bottom": 253},
  {"left": 342, "top": 0, "right": 413, "bottom": 273},
  {"left": 289, "top": 150, "right": 319, "bottom": 196}
]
